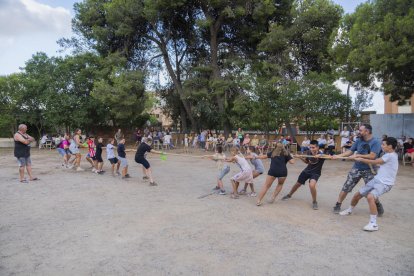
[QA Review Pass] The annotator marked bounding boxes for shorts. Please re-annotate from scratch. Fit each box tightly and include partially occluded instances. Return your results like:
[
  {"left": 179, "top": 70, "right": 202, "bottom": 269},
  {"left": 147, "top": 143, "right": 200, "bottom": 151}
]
[
  {"left": 118, "top": 157, "right": 128, "bottom": 168},
  {"left": 218, "top": 165, "right": 230, "bottom": 180},
  {"left": 108, "top": 157, "right": 119, "bottom": 164},
  {"left": 231, "top": 169, "right": 253, "bottom": 183},
  {"left": 91, "top": 156, "right": 97, "bottom": 161},
  {"left": 135, "top": 156, "right": 150, "bottom": 169},
  {"left": 17, "top": 157, "right": 31, "bottom": 167},
  {"left": 70, "top": 147, "right": 80, "bottom": 154},
  {"left": 268, "top": 169, "right": 287, "bottom": 178},
  {"left": 57, "top": 148, "right": 66, "bottom": 156},
  {"left": 95, "top": 156, "right": 103, "bottom": 163},
  {"left": 341, "top": 168, "right": 375, "bottom": 193},
  {"left": 297, "top": 171, "right": 320, "bottom": 185},
  {"left": 255, "top": 168, "right": 265, "bottom": 174},
  {"left": 359, "top": 178, "right": 392, "bottom": 199}
]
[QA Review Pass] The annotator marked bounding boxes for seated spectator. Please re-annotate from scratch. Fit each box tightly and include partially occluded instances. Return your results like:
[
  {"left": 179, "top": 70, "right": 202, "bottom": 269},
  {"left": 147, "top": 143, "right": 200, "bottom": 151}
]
[
  {"left": 317, "top": 134, "right": 327, "bottom": 149},
  {"left": 300, "top": 136, "right": 310, "bottom": 154},
  {"left": 285, "top": 135, "right": 292, "bottom": 144},
  {"left": 326, "top": 135, "right": 335, "bottom": 155},
  {"left": 403, "top": 138, "right": 414, "bottom": 166},
  {"left": 342, "top": 135, "right": 354, "bottom": 152},
  {"left": 233, "top": 135, "right": 240, "bottom": 149},
  {"left": 258, "top": 135, "right": 267, "bottom": 154},
  {"left": 40, "top": 134, "right": 48, "bottom": 145},
  {"left": 225, "top": 134, "right": 233, "bottom": 151},
  {"left": 251, "top": 134, "right": 259, "bottom": 148},
  {"left": 242, "top": 133, "right": 251, "bottom": 151}
]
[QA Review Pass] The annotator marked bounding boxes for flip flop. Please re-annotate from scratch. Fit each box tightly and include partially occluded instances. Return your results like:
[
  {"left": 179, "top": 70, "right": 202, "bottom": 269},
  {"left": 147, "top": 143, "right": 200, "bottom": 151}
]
[
  {"left": 30, "top": 177, "right": 39, "bottom": 181},
  {"left": 20, "top": 179, "right": 28, "bottom": 183}
]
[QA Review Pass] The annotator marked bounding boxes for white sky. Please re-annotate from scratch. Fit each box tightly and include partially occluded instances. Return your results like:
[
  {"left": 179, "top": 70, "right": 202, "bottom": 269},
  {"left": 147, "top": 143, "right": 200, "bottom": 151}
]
[{"left": 0, "top": 0, "right": 382, "bottom": 113}]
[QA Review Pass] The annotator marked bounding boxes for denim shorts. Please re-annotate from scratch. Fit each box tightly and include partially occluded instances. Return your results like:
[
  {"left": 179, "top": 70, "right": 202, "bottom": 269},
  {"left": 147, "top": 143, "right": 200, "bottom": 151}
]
[
  {"left": 359, "top": 178, "right": 392, "bottom": 199},
  {"left": 57, "top": 148, "right": 66, "bottom": 156},
  {"left": 217, "top": 165, "right": 230, "bottom": 180},
  {"left": 17, "top": 157, "right": 31, "bottom": 167}
]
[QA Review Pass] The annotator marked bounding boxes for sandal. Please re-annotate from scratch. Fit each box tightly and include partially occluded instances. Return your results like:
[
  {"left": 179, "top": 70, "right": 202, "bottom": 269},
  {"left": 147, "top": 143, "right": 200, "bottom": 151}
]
[
  {"left": 20, "top": 179, "right": 28, "bottom": 183},
  {"left": 230, "top": 194, "right": 239, "bottom": 199},
  {"left": 149, "top": 182, "right": 158, "bottom": 186},
  {"left": 30, "top": 177, "right": 39, "bottom": 181},
  {"left": 256, "top": 201, "right": 262, "bottom": 206}
]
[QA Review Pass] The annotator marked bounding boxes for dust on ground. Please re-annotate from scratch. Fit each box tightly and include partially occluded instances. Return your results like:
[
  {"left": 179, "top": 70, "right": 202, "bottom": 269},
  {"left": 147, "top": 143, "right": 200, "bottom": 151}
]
[{"left": 0, "top": 148, "right": 413, "bottom": 275}]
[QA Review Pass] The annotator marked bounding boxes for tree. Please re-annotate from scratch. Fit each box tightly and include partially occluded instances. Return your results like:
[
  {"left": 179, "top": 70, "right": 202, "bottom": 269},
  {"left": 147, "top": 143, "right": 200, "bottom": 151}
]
[
  {"left": 331, "top": 0, "right": 414, "bottom": 103},
  {"left": 256, "top": 0, "right": 343, "bottom": 140}
]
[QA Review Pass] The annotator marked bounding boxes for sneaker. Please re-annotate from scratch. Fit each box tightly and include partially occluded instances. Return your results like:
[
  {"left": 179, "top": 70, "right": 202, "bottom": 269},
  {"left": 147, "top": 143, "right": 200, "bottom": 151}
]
[
  {"left": 238, "top": 189, "right": 247, "bottom": 195},
  {"left": 124, "top": 174, "right": 131, "bottom": 178},
  {"left": 76, "top": 167, "right": 84, "bottom": 172},
  {"left": 143, "top": 176, "right": 149, "bottom": 180},
  {"left": 149, "top": 182, "right": 158, "bottom": 186},
  {"left": 249, "top": 192, "right": 257, "bottom": 197},
  {"left": 116, "top": 172, "right": 121, "bottom": 176},
  {"left": 363, "top": 222, "right": 379, "bottom": 232},
  {"left": 312, "top": 201, "right": 318, "bottom": 210},
  {"left": 282, "top": 194, "right": 291, "bottom": 201},
  {"left": 92, "top": 168, "right": 97, "bottom": 173},
  {"left": 219, "top": 190, "right": 226, "bottom": 195},
  {"left": 376, "top": 201, "right": 384, "bottom": 217},
  {"left": 339, "top": 208, "right": 352, "bottom": 216},
  {"left": 212, "top": 186, "right": 220, "bottom": 191},
  {"left": 333, "top": 203, "right": 341, "bottom": 214},
  {"left": 230, "top": 194, "right": 239, "bottom": 199}
]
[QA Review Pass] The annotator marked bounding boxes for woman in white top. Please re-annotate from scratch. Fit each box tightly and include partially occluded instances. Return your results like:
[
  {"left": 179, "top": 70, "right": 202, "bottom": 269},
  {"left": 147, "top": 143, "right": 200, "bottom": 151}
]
[
  {"left": 301, "top": 136, "right": 310, "bottom": 154},
  {"left": 340, "top": 126, "right": 350, "bottom": 150}
]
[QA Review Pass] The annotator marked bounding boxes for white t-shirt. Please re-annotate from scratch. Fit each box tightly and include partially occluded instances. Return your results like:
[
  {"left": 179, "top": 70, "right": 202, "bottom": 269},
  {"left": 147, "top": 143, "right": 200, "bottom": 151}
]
[
  {"left": 106, "top": 143, "right": 115, "bottom": 159},
  {"left": 164, "top": 135, "right": 172, "bottom": 144},
  {"left": 375, "top": 152, "right": 398, "bottom": 186}
]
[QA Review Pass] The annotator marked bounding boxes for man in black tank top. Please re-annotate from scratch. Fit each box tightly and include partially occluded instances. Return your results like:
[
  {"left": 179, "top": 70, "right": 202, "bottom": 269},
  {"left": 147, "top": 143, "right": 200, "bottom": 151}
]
[{"left": 14, "top": 124, "right": 38, "bottom": 183}]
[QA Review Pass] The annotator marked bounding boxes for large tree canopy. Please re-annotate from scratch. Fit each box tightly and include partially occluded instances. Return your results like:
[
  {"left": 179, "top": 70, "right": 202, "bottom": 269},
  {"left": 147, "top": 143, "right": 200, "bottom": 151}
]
[{"left": 332, "top": 0, "right": 414, "bottom": 103}]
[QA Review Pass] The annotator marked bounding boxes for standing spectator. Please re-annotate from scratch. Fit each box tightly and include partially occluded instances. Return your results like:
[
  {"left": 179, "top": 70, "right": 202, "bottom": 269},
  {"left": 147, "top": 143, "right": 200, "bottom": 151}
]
[
  {"left": 200, "top": 130, "right": 207, "bottom": 149},
  {"left": 14, "top": 124, "right": 38, "bottom": 183},
  {"left": 340, "top": 126, "right": 350, "bottom": 153},
  {"left": 251, "top": 134, "right": 259, "bottom": 149},
  {"left": 115, "top": 129, "right": 123, "bottom": 145},
  {"left": 236, "top": 128, "right": 244, "bottom": 145}
]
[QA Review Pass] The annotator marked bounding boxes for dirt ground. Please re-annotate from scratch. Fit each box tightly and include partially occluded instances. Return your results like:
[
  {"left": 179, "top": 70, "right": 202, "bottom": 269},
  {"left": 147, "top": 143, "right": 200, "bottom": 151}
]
[{"left": 0, "top": 148, "right": 413, "bottom": 275}]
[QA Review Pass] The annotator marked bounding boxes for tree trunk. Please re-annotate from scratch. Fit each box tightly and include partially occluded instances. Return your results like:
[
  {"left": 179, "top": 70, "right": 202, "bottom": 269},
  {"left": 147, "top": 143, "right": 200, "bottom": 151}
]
[
  {"left": 209, "top": 16, "right": 232, "bottom": 137},
  {"left": 180, "top": 104, "right": 188, "bottom": 133}
]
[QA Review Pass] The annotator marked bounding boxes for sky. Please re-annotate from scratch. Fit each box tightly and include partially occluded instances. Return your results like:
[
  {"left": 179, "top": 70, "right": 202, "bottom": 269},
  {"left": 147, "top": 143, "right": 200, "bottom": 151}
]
[{"left": 0, "top": 0, "right": 383, "bottom": 113}]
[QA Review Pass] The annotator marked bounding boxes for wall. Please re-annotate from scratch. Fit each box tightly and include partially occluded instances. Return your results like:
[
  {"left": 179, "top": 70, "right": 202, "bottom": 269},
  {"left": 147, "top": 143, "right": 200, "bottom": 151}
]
[{"left": 370, "top": 114, "right": 414, "bottom": 139}]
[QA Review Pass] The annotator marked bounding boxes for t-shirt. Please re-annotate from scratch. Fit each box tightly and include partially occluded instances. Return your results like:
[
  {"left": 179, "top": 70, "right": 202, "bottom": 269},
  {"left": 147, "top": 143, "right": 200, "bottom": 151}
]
[
  {"left": 250, "top": 153, "right": 265, "bottom": 172},
  {"left": 303, "top": 150, "right": 325, "bottom": 175},
  {"left": 213, "top": 153, "right": 226, "bottom": 170},
  {"left": 164, "top": 135, "right": 172, "bottom": 144},
  {"left": 135, "top": 142, "right": 152, "bottom": 158},
  {"left": 350, "top": 138, "right": 381, "bottom": 170},
  {"left": 117, "top": 144, "right": 126, "bottom": 158},
  {"left": 59, "top": 139, "right": 70, "bottom": 149},
  {"left": 267, "top": 152, "right": 292, "bottom": 174},
  {"left": 235, "top": 155, "right": 251, "bottom": 172},
  {"left": 106, "top": 144, "right": 115, "bottom": 159},
  {"left": 87, "top": 139, "right": 96, "bottom": 157},
  {"left": 95, "top": 143, "right": 103, "bottom": 158},
  {"left": 375, "top": 152, "right": 398, "bottom": 186}
]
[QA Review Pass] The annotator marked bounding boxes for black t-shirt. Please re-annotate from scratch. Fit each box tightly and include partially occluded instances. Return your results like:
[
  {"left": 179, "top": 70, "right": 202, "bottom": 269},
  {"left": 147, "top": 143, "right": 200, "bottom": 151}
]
[
  {"left": 135, "top": 143, "right": 152, "bottom": 159},
  {"left": 117, "top": 144, "right": 126, "bottom": 158},
  {"left": 267, "top": 152, "right": 292, "bottom": 174},
  {"left": 303, "top": 150, "right": 325, "bottom": 175},
  {"left": 95, "top": 143, "right": 103, "bottom": 158}
]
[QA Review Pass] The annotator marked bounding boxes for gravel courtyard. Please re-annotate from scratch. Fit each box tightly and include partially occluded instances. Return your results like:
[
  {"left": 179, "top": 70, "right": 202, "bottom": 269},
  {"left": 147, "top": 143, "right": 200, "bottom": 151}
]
[{"left": 1, "top": 148, "right": 413, "bottom": 275}]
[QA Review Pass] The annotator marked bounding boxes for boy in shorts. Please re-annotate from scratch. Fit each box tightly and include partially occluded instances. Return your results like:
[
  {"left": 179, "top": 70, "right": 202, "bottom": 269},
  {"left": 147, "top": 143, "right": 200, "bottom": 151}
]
[
  {"left": 106, "top": 138, "right": 120, "bottom": 176},
  {"left": 282, "top": 140, "right": 328, "bottom": 210},
  {"left": 117, "top": 138, "right": 130, "bottom": 179},
  {"left": 94, "top": 137, "right": 105, "bottom": 174},
  {"left": 135, "top": 137, "right": 164, "bottom": 186},
  {"left": 339, "top": 137, "right": 399, "bottom": 232}
]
